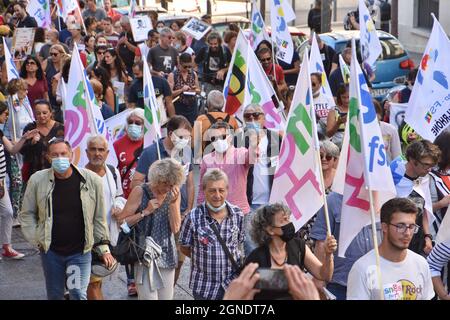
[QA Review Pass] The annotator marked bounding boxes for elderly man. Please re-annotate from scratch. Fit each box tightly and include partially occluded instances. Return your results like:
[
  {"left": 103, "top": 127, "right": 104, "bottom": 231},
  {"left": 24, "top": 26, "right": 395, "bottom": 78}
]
[
  {"left": 180, "top": 169, "right": 245, "bottom": 300},
  {"left": 85, "top": 135, "right": 124, "bottom": 300},
  {"left": 193, "top": 90, "right": 239, "bottom": 159},
  {"left": 147, "top": 27, "right": 179, "bottom": 78},
  {"left": 19, "top": 138, "right": 114, "bottom": 300},
  {"left": 117, "top": 16, "right": 138, "bottom": 75}
]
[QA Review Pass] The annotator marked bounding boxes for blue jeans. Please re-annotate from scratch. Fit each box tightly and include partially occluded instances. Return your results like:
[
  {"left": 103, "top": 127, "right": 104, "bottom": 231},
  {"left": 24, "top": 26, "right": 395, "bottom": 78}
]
[
  {"left": 40, "top": 250, "right": 91, "bottom": 300},
  {"left": 326, "top": 283, "right": 347, "bottom": 300}
]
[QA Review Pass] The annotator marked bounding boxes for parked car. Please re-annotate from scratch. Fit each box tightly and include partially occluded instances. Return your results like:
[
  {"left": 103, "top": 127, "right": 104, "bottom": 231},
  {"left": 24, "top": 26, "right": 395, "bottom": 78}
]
[{"left": 298, "top": 30, "right": 414, "bottom": 101}]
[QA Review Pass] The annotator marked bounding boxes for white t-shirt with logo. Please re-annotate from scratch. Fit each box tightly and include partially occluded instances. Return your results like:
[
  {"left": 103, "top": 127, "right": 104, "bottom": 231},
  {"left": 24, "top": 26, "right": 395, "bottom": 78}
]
[{"left": 347, "top": 249, "right": 434, "bottom": 300}]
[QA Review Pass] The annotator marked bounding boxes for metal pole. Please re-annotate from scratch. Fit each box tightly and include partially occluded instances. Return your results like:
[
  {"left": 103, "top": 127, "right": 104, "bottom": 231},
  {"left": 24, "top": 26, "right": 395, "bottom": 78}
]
[
  {"left": 260, "top": 0, "right": 266, "bottom": 22},
  {"left": 391, "top": 0, "right": 398, "bottom": 37},
  {"left": 291, "top": 0, "right": 295, "bottom": 26},
  {"left": 333, "top": 0, "right": 337, "bottom": 22},
  {"left": 207, "top": 0, "right": 212, "bottom": 15}
]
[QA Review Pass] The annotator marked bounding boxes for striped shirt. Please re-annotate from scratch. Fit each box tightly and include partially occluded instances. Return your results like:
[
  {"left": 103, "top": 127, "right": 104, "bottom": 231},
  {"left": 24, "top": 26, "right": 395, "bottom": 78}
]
[
  {"left": 427, "top": 240, "right": 450, "bottom": 278},
  {"left": 0, "top": 130, "right": 6, "bottom": 179},
  {"left": 179, "top": 201, "right": 245, "bottom": 300}
]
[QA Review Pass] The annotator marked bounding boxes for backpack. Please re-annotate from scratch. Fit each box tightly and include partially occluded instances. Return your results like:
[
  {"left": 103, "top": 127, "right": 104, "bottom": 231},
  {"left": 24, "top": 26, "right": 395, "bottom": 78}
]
[
  {"left": 106, "top": 164, "right": 118, "bottom": 189},
  {"left": 379, "top": 0, "right": 391, "bottom": 21}
]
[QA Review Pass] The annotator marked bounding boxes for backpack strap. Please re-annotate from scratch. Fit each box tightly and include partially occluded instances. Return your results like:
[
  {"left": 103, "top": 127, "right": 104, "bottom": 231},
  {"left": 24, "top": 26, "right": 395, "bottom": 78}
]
[
  {"left": 205, "top": 113, "right": 217, "bottom": 126},
  {"left": 106, "top": 164, "right": 118, "bottom": 189}
]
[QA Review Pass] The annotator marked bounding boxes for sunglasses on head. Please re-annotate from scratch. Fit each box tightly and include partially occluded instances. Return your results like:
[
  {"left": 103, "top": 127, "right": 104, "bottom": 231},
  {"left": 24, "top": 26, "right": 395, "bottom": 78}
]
[
  {"left": 244, "top": 112, "right": 263, "bottom": 120},
  {"left": 210, "top": 134, "right": 228, "bottom": 142},
  {"left": 320, "top": 153, "right": 334, "bottom": 161}
]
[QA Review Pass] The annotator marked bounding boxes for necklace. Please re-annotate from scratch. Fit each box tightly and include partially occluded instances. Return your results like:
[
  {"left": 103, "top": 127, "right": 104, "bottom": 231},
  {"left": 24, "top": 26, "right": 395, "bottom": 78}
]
[{"left": 270, "top": 251, "right": 287, "bottom": 266}]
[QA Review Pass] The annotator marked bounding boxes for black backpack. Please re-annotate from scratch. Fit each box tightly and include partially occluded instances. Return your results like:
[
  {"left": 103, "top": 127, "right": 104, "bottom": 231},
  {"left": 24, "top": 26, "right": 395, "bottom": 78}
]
[{"left": 379, "top": 0, "right": 391, "bottom": 21}]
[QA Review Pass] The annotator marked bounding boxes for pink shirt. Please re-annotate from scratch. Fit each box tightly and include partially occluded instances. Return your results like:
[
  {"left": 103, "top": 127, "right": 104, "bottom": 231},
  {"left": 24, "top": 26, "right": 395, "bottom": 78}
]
[{"left": 197, "top": 146, "right": 251, "bottom": 214}]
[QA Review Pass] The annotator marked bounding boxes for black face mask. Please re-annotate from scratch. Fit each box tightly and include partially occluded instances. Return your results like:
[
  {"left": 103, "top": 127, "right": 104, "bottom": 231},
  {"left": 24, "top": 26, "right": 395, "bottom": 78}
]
[{"left": 274, "top": 222, "right": 295, "bottom": 243}]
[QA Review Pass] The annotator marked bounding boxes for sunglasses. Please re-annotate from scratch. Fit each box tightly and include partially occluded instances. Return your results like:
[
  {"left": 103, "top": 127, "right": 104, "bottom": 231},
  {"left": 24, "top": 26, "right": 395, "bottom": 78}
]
[
  {"left": 210, "top": 134, "right": 228, "bottom": 142},
  {"left": 320, "top": 153, "right": 334, "bottom": 161},
  {"left": 127, "top": 120, "right": 143, "bottom": 125},
  {"left": 259, "top": 58, "right": 271, "bottom": 62},
  {"left": 243, "top": 112, "right": 263, "bottom": 120},
  {"left": 26, "top": 61, "right": 37, "bottom": 65},
  {"left": 97, "top": 51, "right": 105, "bottom": 55},
  {"left": 50, "top": 52, "right": 60, "bottom": 56}
]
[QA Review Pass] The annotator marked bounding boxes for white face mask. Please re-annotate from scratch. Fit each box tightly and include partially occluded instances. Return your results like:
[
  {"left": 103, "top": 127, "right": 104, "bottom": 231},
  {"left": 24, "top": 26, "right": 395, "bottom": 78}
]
[
  {"left": 212, "top": 139, "right": 229, "bottom": 153},
  {"left": 171, "top": 133, "right": 190, "bottom": 150},
  {"left": 206, "top": 201, "right": 227, "bottom": 213}
]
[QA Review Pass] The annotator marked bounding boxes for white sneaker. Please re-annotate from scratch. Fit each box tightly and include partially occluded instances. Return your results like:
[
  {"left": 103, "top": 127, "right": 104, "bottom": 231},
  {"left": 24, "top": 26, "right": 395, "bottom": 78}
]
[{"left": 12, "top": 218, "right": 20, "bottom": 228}]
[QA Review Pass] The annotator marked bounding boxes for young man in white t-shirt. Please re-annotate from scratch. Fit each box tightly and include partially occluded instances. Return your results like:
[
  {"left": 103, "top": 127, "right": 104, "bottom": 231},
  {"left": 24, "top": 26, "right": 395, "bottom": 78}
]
[{"left": 347, "top": 197, "right": 435, "bottom": 300}]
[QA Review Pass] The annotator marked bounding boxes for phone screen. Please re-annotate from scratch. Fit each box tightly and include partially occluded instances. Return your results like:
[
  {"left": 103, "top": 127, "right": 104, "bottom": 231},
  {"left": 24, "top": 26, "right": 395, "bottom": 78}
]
[{"left": 255, "top": 268, "right": 288, "bottom": 291}]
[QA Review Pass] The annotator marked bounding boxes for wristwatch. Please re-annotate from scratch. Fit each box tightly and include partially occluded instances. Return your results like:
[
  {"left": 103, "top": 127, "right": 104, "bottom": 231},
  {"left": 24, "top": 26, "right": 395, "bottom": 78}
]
[
  {"left": 140, "top": 210, "right": 146, "bottom": 218},
  {"left": 424, "top": 234, "right": 433, "bottom": 241}
]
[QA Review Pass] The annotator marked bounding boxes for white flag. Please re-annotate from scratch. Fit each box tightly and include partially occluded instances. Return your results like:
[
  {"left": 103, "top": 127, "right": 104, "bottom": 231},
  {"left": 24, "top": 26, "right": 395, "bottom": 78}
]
[
  {"left": 56, "top": 0, "right": 78, "bottom": 21},
  {"left": 143, "top": 60, "right": 162, "bottom": 148},
  {"left": 27, "top": 0, "right": 51, "bottom": 29},
  {"left": 389, "top": 102, "right": 408, "bottom": 130},
  {"left": 309, "top": 33, "right": 336, "bottom": 109},
  {"left": 359, "top": 0, "right": 382, "bottom": 70},
  {"left": 3, "top": 37, "right": 20, "bottom": 82},
  {"left": 270, "top": 0, "right": 294, "bottom": 64},
  {"left": 249, "top": 0, "right": 271, "bottom": 50},
  {"left": 105, "top": 109, "right": 132, "bottom": 144},
  {"left": 270, "top": 49, "right": 323, "bottom": 231},
  {"left": 405, "top": 16, "right": 450, "bottom": 141}
]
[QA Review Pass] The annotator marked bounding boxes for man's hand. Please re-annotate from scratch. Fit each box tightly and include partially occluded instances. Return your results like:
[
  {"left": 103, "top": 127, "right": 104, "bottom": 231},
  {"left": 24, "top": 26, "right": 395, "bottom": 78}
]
[
  {"left": 223, "top": 263, "right": 261, "bottom": 300},
  {"left": 325, "top": 235, "right": 338, "bottom": 255},
  {"left": 424, "top": 237, "right": 433, "bottom": 255},
  {"left": 216, "top": 69, "right": 226, "bottom": 81},
  {"left": 117, "top": 36, "right": 126, "bottom": 45},
  {"left": 284, "top": 264, "right": 320, "bottom": 300},
  {"left": 101, "top": 252, "right": 116, "bottom": 269}
]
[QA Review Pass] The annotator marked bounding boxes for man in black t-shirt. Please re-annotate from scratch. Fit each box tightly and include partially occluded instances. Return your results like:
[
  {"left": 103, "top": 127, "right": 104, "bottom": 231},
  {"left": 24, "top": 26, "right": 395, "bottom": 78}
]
[
  {"left": 147, "top": 27, "right": 179, "bottom": 78},
  {"left": 20, "top": 139, "right": 115, "bottom": 300},
  {"left": 13, "top": 2, "right": 37, "bottom": 28},
  {"left": 117, "top": 16, "right": 138, "bottom": 76},
  {"left": 127, "top": 61, "right": 175, "bottom": 117}
]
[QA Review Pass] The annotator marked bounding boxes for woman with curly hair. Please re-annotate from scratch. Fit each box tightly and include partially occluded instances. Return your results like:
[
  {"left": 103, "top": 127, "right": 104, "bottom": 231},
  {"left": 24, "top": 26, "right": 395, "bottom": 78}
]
[{"left": 19, "top": 56, "right": 49, "bottom": 107}]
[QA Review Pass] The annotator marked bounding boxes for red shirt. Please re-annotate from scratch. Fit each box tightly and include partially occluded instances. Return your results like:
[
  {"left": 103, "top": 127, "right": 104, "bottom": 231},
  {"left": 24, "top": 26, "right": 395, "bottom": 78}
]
[
  {"left": 263, "top": 63, "right": 285, "bottom": 85},
  {"left": 113, "top": 134, "right": 143, "bottom": 199},
  {"left": 26, "top": 78, "right": 48, "bottom": 107},
  {"left": 106, "top": 9, "right": 122, "bottom": 22}
]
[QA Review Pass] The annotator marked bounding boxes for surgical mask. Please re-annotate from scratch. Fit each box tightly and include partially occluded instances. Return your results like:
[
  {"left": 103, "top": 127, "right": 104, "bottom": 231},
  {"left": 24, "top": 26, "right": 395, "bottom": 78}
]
[
  {"left": 128, "top": 124, "right": 143, "bottom": 140},
  {"left": 206, "top": 201, "right": 227, "bottom": 213},
  {"left": 157, "top": 27, "right": 163, "bottom": 33},
  {"left": 173, "top": 42, "right": 181, "bottom": 51},
  {"left": 171, "top": 133, "right": 190, "bottom": 150},
  {"left": 52, "top": 157, "right": 71, "bottom": 174},
  {"left": 273, "top": 222, "right": 295, "bottom": 243},
  {"left": 246, "top": 121, "right": 260, "bottom": 134},
  {"left": 212, "top": 139, "right": 229, "bottom": 153}
]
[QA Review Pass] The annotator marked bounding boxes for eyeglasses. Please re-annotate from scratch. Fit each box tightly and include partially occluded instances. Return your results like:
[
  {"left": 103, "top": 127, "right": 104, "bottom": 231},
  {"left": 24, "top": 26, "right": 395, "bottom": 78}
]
[
  {"left": 416, "top": 160, "right": 435, "bottom": 169},
  {"left": 127, "top": 120, "right": 143, "bottom": 125},
  {"left": 26, "top": 61, "right": 37, "bottom": 65},
  {"left": 97, "top": 51, "right": 105, "bottom": 55},
  {"left": 210, "top": 134, "right": 228, "bottom": 142},
  {"left": 259, "top": 58, "right": 271, "bottom": 62},
  {"left": 50, "top": 52, "right": 60, "bottom": 57},
  {"left": 388, "top": 223, "right": 420, "bottom": 234},
  {"left": 243, "top": 112, "right": 263, "bottom": 120},
  {"left": 320, "top": 153, "right": 334, "bottom": 161}
]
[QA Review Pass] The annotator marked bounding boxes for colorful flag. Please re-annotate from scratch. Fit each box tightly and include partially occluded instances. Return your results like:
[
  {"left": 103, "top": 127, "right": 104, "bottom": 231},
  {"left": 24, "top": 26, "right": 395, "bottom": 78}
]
[
  {"left": 27, "top": 0, "right": 51, "bottom": 29},
  {"left": 64, "top": 45, "right": 118, "bottom": 167},
  {"left": 245, "top": 46, "right": 285, "bottom": 131},
  {"left": 405, "top": 16, "right": 450, "bottom": 141},
  {"left": 339, "top": 54, "right": 351, "bottom": 85},
  {"left": 358, "top": 0, "right": 382, "bottom": 70},
  {"left": 309, "top": 33, "right": 336, "bottom": 109},
  {"left": 249, "top": 0, "right": 270, "bottom": 50},
  {"left": 105, "top": 109, "right": 132, "bottom": 143},
  {"left": 337, "top": 39, "right": 396, "bottom": 257},
  {"left": 224, "top": 31, "right": 249, "bottom": 116},
  {"left": 56, "top": 0, "right": 77, "bottom": 20},
  {"left": 270, "top": 0, "right": 294, "bottom": 64},
  {"left": 129, "top": 0, "right": 137, "bottom": 18},
  {"left": 143, "top": 60, "right": 162, "bottom": 147},
  {"left": 270, "top": 49, "right": 323, "bottom": 231}
]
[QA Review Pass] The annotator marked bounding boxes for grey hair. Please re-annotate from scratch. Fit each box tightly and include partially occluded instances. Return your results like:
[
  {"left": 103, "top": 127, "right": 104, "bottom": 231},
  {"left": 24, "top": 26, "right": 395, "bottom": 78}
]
[
  {"left": 147, "top": 158, "right": 186, "bottom": 188},
  {"left": 243, "top": 103, "right": 263, "bottom": 113},
  {"left": 160, "top": 27, "right": 173, "bottom": 38},
  {"left": 250, "top": 203, "right": 291, "bottom": 246},
  {"left": 320, "top": 140, "right": 340, "bottom": 158},
  {"left": 207, "top": 90, "right": 225, "bottom": 112},
  {"left": 201, "top": 168, "right": 228, "bottom": 190},
  {"left": 86, "top": 134, "right": 108, "bottom": 149},
  {"left": 126, "top": 108, "right": 145, "bottom": 124},
  {"left": 120, "top": 15, "right": 130, "bottom": 24}
]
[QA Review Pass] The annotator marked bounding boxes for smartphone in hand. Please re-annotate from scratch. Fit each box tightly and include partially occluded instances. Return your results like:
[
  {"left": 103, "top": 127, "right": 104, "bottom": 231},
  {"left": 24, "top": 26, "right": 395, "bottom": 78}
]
[{"left": 255, "top": 268, "right": 289, "bottom": 291}]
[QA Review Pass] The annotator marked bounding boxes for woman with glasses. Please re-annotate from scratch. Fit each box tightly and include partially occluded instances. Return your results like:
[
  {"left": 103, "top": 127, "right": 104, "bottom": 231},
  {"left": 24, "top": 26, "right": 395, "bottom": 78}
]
[
  {"left": 311, "top": 73, "right": 334, "bottom": 137},
  {"left": 326, "top": 85, "right": 349, "bottom": 149},
  {"left": 167, "top": 53, "right": 200, "bottom": 125},
  {"left": 41, "top": 45, "right": 66, "bottom": 117},
  {"left": 0, "top": 101, "right": 38, "bottom": 260},
  {"left": 244, "top": 203, "right": 337, "bottom": 300},
  {"left": 19, "top": 56, "right": 49, "bottom": 107},
  {"left": 20, "top": 100, "right": 64, "bottom": 182}
]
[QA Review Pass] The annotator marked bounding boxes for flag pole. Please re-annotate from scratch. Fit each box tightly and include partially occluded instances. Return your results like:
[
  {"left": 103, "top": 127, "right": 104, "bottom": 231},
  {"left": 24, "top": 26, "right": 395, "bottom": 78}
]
[
  {"left": 156, "top": 135, "right": 161, "bottom": 160},
  {"left": 271, "top": 41, "right": 277, "bottom": 84},
  {"left": 368, "top": 187, "right": 384, "bottom": 301},
  {"left": 315, "top": 149, "right": 332, "bottom": 235}
]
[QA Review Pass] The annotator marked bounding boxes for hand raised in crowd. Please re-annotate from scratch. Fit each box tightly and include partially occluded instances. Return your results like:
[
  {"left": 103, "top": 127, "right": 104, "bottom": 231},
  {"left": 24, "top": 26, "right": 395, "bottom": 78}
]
[
  {"left": 284, "top": 264, "right": 320, "bottom": 300},
  {"left": 325, "top": 235, "right": 338, "bottom": 255},
  {"left": 223, "top": 263, "right": 261, "bottom": 300},
  {"left": 21, "top": 129, "right": 39, "bottom": 141}
]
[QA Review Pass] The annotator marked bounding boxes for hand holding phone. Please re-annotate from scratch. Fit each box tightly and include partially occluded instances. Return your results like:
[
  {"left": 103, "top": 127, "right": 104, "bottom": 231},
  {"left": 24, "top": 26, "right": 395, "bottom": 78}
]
[{"left": 255, "top": 268, "right": 289, "bottom": 291}]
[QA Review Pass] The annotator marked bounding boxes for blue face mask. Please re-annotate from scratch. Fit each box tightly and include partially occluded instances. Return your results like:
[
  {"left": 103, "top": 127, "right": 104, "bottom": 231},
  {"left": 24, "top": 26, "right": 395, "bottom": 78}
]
[
  {"left": 52, "top": 157, "right": 71, "bottom": 174},
  {"left": 206, "top": 201, "right": 227, "bottom": 213},
  {"left": 246, "top": 121, "right": 261, "bottom": 133},
  {"left": 128, "top": 124, "right": 143, "bottom": 140}
]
